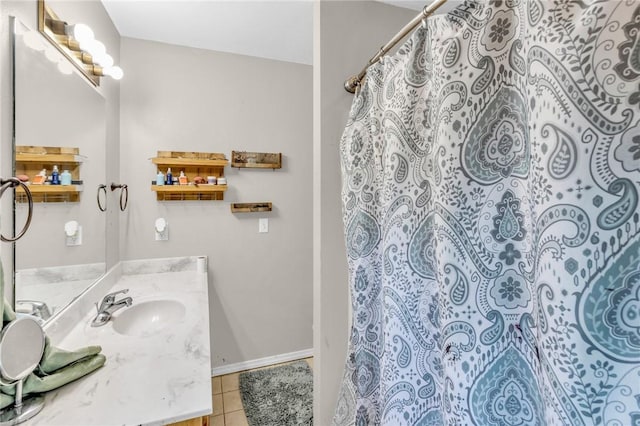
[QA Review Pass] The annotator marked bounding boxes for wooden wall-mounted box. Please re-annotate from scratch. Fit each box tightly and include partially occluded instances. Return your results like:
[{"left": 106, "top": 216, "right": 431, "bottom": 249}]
[
  {"left": 230, "top": 202, "right": 273, "bottom": 213},
  {"left": 231, "top": 151, "right": 281, "bottom": 169}
]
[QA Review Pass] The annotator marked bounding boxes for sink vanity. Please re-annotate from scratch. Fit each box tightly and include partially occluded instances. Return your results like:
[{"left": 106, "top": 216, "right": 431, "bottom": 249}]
[{"left": 25, "top": 256, "right": 212, "bottom": 426}]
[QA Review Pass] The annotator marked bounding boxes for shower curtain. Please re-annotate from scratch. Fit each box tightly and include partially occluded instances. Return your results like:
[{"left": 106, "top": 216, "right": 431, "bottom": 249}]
[{"left": 335, "top": 1, "right": 640, "bottom": 425}]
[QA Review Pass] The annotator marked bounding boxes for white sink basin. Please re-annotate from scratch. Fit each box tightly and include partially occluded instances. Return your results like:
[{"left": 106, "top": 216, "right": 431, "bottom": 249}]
[{"left": 111, "top": 299, "right": 186, "bottom": 337}]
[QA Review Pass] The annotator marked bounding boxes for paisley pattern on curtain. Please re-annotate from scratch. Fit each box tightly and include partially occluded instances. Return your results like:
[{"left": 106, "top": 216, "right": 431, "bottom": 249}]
[{"left": 335, "top": 1, "right": 640, "bottom": 425}]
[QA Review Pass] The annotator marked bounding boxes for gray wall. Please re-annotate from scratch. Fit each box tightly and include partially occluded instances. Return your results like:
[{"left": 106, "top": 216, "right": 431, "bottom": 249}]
[
  {"left": 314, "top": 2, "right": 417, "bottom": 424},
  {"left": 0, "top": 0, "right": 120, "bottom": 299},
  {"left": 119, "top": 37, "right": 313, "bottom": 368}
]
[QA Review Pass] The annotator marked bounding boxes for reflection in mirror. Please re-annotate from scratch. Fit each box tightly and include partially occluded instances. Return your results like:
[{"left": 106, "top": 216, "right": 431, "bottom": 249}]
[{"left": 12, "top": 19, "right": 106, "bottom": 322}]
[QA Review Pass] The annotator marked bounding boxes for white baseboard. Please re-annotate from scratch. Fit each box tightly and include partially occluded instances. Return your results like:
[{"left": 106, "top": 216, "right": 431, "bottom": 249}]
[{"left": 211, "top": 348, "right": 314, "bottom": 377}]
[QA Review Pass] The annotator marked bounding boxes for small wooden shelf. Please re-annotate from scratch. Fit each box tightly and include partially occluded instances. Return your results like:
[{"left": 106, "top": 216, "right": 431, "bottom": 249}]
[
  {"left": 151, "top": 158, "right": 228, "bottom": 168},
  {"left": 150, "top": 150, "right": 228, "bottom": 201},
  {"left": 151, "top": 184, "right": 227, "bottom": 201},
  {"left": 19, "top": 185, "right": 84, "bottom": 193},
  {"left": 17, "top": 184, "right": 83, "bottom": 203},
  {"left": 16, "top": 153, "right": 84, "bottom": 163},
  {"left": 230, "top": 202, "right": 273, "bottom": 213},
  {"left": 151, "top": 185, "right": 227, "bottom": 193},
  {"left": 15, "top": 146, "right": 84, "bottom": 203},
  {"left": 231, "top": 151, "right": 281, "bottom": 169}
]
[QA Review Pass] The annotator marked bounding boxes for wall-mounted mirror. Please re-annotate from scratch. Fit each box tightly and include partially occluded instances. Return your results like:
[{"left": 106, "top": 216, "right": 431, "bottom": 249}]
[{"left": 11, "top": 18, "right": 106, "bottom": 321}]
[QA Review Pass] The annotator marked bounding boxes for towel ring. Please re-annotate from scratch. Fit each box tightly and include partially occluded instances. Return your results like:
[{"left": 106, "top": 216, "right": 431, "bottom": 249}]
[
  {"left": 0, "top": 177, "right": 33, "bottom": 242},
  {"left": 97, "top": 184, "right": 107, "bottom": 212},
  {"left": 110, "top": 183, "right": 128, "bottom": 212}
]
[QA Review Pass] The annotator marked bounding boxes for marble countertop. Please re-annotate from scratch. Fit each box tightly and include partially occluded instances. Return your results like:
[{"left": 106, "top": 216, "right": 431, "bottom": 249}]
[{"left": 25, "top": 260, "right": 212, "bottom": 426}]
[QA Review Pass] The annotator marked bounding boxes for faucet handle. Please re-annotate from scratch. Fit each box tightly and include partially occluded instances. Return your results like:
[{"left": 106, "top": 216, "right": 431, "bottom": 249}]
[{"left": 102, "top": 289, "right": 129, "bottom": 304}]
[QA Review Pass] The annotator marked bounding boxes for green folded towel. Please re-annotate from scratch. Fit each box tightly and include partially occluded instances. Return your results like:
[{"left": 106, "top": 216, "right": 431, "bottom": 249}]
[
  {"left": 0, "top": 262, "right": 106, "bottom": 410},
  {"left": 38, "top": 336, "right": 103, "bottom": 375},
  {"left": 0, "top": 337, "right": 106, "bottom": 396}
]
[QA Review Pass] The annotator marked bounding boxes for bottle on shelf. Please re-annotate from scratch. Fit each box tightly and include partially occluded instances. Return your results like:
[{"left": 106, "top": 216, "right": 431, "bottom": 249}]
[
  {"left": 32, "top": 169, "right": 47, "bottom": 185},
  {"left": 60, "top": 169, "right": 72, "bottom": 185},
  {"left": 156, "top": 170, "right": 165, "bottom": 186},
  {"left": 179, "top": 171, "right": 188, "bottom": 185},
  {"left": 51, "top": 165, "right": 60, "bottom": 185},
  {"left": 166, "top": 168, "right": 173, "bottom": 185}
]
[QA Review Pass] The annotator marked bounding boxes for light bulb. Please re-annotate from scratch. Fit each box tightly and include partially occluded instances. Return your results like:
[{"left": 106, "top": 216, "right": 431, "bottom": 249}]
[
  {"left": 78, "top": 38, "right": 97, "bottom": 54},
  {"left": 86, "top": 40, "right": 106, "bottom": 58},
  {"left": 103, "top": 66, "right": 123, "bottom": 80},
  {"left": 95, "top": 53, "right": 114, "bottom": 68},
  {"left": 65, "top": 23, "right": 94, "bottom": 44}
]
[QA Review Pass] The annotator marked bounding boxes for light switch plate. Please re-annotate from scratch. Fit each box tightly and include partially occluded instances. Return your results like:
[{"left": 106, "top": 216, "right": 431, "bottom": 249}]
[{"left": 259, "top": 218, "right": 269, "bottom": 233}]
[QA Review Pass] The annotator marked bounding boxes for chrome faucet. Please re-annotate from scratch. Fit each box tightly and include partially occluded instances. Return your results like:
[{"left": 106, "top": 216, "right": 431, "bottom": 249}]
[
  {"left": 15, "top": 300, "right": 52, "bottom": 321},
  {"left": 91, "top": 289, "right": 133, "bottom": 327}
]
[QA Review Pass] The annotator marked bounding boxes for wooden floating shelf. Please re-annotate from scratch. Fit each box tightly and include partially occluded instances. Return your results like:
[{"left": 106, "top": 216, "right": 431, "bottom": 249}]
[
  {"left": 151, "top": 185, "right": 227, "bottom": 201},
  {"left": 231, "top": 151, "right": 281, "bottom": 169},
  {"left": 151, "top": 158, "right": 228, "bottom": 167},
  {"left": 231, "top": 162, "right": 281, "bottom": 169},
  {"left": 156, "top": 150, "right": 226, "bottom": 160},
  {"left": 18, "top": 185, "right": 84, "bottom": 193},
  {"left": 15, "top": 153, "right": 83, "bottom": 163},
  {"left": 16, "top": 146, "right": 83, "bottom": 164},
  {"left": 230, "top": 202, "right": 273, "bottom": 213},
  {"left": 151, "top": 185, "right": 227, "bottom": 193},
  {"left": 16, "top": 185, "right": 83, "bottom": 203}
]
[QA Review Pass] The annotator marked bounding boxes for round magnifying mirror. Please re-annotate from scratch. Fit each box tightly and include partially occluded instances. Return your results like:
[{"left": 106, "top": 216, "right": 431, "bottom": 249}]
[
  {"left": 0, "top": 317, "right": 44, "bottom": 382},
  {"left": 0, "top": 316, "right": 45, "bottom": 425}
]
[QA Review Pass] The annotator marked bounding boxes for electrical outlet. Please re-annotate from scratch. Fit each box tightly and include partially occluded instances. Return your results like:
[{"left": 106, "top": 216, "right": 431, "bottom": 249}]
[
  {"left": 155, "top": 218, "right": 169, "bottom": 241},
  {"left": 259, "top": 218, "right": 269, "bottom": 233},
  {"left": 155, "top": 227, "right": 169, "bottom": 241},
  {"left": 65, "top": 225, "right": 82, "bottom": 246}
]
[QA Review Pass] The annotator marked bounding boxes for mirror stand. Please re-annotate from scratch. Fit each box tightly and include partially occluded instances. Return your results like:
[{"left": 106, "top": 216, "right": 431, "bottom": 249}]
[{"left": 0, "top": 387, "right": 44, "bottom": 426}]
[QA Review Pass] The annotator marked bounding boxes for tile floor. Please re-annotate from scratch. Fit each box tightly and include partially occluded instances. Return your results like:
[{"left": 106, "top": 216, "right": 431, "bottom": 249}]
[{"left": 210, "top": 357, "right": 313, "bottom": 426}]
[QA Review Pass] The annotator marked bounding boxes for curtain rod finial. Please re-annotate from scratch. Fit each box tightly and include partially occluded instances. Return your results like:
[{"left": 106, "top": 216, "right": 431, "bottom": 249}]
[{"left": 344, "top": 75, "right": 360, "bottom": 93}]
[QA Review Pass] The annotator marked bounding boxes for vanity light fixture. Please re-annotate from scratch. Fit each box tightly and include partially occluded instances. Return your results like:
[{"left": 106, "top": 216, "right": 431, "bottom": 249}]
[{"left": 37, "top": 0, "right": 123, "bottom": 86}]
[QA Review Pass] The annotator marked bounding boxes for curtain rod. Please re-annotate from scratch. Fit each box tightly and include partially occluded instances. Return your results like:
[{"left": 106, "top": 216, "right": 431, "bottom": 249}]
[{"left": 344, "top": 0, "right": 449, "bottom": 93}]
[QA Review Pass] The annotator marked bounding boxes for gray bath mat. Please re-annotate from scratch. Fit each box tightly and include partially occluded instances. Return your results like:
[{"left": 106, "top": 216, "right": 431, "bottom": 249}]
[{"left": 239, "top": 360, "right": 313, "bottom": 426}]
